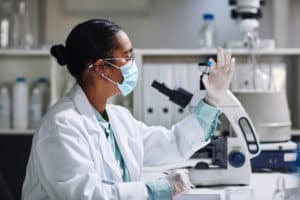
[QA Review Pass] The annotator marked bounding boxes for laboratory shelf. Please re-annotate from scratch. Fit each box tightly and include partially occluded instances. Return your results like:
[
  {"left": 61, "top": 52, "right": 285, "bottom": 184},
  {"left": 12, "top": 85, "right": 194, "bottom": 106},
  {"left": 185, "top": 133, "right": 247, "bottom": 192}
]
[
  {"left": 136, "top": 48, "right": 300, "bottom": 56},
  {"left": 0, "top": 49, "right": 50, "bottom": 56},
  {"left": 0, "top": 129, "right": 35, "bottom": 135}
]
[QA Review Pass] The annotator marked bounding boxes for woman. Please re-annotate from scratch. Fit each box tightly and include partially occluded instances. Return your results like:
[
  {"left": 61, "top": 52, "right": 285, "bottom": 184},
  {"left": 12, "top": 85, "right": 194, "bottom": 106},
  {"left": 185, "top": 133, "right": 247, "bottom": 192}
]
[{"left": 22, "top": 19, "right": 234, "bottom": 200}]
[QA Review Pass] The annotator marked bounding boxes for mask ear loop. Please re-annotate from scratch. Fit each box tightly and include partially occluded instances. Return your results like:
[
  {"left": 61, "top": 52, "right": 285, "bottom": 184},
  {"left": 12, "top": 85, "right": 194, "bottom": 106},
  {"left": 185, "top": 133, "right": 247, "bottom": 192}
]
[
  {"left": 88, "top": 63, "right": 119, "bottom": 85},
  {"left": 100, "top": 73, "right": 118, "bottom": 85}
]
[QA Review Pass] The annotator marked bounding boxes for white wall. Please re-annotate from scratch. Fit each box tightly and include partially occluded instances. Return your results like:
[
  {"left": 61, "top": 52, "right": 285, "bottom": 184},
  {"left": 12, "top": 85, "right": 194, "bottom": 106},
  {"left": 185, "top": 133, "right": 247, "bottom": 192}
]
[{"left": 44, "top": 0, "right": 274, "bottom": 48}]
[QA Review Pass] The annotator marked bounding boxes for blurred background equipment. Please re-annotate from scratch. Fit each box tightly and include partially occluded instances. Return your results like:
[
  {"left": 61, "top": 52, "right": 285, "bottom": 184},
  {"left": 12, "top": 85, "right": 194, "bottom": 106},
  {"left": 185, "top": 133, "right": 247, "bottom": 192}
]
[
  {"left": 11, "top": 0, "right": 34, "bottom": 49},
  {"left": 199, "top": 13, "right": 218, "bottom": 48},
  {"left": 0, "top": 0, "right": 12, "bottom": 48},
  {"left": 12, "top": 77, "right": 29, "bottom": 130},
  {"left": 226, "top": 0, "right": 274, "bottom": 49},
  {"left": 0, "top": 83, "right": 11, "bottom": 129}
]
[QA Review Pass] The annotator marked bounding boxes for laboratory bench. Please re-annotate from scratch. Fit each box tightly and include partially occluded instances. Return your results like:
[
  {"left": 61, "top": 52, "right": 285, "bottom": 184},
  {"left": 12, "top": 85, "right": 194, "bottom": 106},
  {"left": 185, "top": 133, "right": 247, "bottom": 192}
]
[
  {"left": 142, "top": 159, "right": 299, "bottom": 200},
  {"left": 0, "top": 133, "right": 299, "bottom": 200},
  {"left": 177, "top": 173, "right": 299, "bottom": 200}
]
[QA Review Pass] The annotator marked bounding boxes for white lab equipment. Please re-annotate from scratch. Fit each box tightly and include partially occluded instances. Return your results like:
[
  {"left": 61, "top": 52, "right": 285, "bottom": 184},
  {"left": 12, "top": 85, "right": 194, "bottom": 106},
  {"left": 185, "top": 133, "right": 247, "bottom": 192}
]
[
  {"left": 235, "top": 92, "right": 291, "bottom": 142},
  {"left": 188, "top": 91, "right": 260, "bottom": 186},
  {"left": 231, "top": 62, "right": 286, "bottom": 92},
  {"left": 253, "top": 64, "right": 271, "bottom": 91},
  {"left": 199, "top": 13, "right": 217, "bottom": 48},
  {"left": 0, "top": 84, "right": 11, "bottom": 129},
  {"left": 143, "top": 87, "right": 261, "bottom": 185},
  {"left": 0, "top": 0, "right": 12, "bottom": 48},
  {"left": 225, "top": 187, "right": 254, "bottom": 200},
  {"left": 11, "top": 0, "right": 33, "bottom": 49},
  {"left": 173, "top": 63, "right": 193, "bottom": 123},
  {"left": 29, "top": 87, "right": 43, "bottom": 129},
  {"left": 22, "top": 83, "right": 210, "bottom": 200},
  {"left": 157, "top": 64, "right": 174, "bottom": 128},
  {"left": 13, "top": 77, "right": 28, "bottom": 129},
  {"left": 234, "top": 91, "right": 297, "bottom": 172},
  {"left": 226, "top": 0, "right": 275, "bottom": 49},
  {"left": 149, "top": 59, "right": 259, "bottom": 186},
  {"left": 142, "top": 63, "right": 160, "bottom": 126}
]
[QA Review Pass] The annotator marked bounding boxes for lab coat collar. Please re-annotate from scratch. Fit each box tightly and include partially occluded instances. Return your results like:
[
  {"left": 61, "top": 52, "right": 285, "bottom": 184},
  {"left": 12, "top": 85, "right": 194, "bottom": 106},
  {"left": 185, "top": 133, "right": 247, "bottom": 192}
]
[{"left": 69, "top": 83, "right": 123, "bottom": 182}]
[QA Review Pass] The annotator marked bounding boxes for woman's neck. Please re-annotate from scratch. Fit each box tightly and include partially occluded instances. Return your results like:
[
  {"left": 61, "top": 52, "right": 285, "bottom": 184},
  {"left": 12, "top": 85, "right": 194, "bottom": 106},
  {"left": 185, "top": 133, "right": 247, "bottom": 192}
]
[{"left": 80, "top": 82, "right": 108, "bottom": 115}]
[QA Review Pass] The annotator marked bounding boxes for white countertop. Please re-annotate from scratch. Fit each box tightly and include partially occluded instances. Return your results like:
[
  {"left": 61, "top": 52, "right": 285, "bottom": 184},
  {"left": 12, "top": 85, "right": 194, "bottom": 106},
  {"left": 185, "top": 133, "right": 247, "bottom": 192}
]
[
  {"left": 142, "top": 168, "right": 299, "bottom": 200},
  {"left": 176, "top": 173, "right": 299, "bottom": 200}
]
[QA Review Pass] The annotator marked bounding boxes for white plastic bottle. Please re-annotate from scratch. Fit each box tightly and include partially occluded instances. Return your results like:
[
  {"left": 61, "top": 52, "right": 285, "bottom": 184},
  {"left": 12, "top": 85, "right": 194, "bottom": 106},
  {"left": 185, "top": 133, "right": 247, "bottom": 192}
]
[
  {"left": 0, "top": 85, "right": 11, "bottom": 129},
  {"left": 13, "top": 77, "right": 28, "bottom": 129},
  {"left": 29, "top": 87, "right": 42, "bottom": 129},
  {"left": 199, "top": 13, "right": 218, "bottom": 48}
]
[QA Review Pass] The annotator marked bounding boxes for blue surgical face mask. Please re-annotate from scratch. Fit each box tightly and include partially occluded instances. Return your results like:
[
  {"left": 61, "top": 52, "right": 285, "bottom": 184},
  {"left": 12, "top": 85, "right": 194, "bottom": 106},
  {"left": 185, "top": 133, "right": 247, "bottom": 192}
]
[{"left": 101, "top": 60, "right": 139, "bottom": 96}]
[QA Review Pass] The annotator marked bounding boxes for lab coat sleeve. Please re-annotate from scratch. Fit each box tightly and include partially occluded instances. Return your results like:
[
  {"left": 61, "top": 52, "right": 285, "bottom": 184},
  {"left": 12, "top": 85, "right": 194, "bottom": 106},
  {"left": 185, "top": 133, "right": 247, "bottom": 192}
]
[
  {"left": 35, "top": 117, "right": 148, "bottom": 200},
  {"left": 136, "top": 113, "right": 211, "bottom": 166}
]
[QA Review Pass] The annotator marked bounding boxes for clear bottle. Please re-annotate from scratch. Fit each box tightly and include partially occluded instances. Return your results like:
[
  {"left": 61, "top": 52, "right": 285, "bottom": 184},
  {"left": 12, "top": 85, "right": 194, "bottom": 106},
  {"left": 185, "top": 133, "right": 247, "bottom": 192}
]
[
  {"left": 0, "top": 84, "right": 11, "bottom": 129},
  {"left": 253, "top": 65, "right": 271, "bottom": 91},
  {"left": 272, "top": 176, "right": 287, "bottom": 200},
  {"left": 13, "top": 77, "right": 29, "bottom": 129},
  {"left": 199, "top": 13, "right": 218, "bottom": 48},
  {"left": 29, "top": 87, "right": 43, "bottom": 129},
  {"left": 11, "top": 0, "right": 33, "bottom": 49},
  {"left": 0, "top": 0, "right": 13, "bottom": 48}
]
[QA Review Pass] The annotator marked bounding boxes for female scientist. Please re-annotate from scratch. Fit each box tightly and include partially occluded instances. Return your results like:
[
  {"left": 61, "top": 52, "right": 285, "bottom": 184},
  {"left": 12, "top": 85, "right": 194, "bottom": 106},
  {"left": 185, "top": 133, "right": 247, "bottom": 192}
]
[{"left": 22, "top": 19, "right": 234, "bottom": 200}]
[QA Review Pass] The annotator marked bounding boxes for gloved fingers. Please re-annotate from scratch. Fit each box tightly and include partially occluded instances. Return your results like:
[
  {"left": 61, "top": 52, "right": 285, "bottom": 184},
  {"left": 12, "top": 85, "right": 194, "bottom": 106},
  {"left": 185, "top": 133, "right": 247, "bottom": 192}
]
[
  {"left": 174, "top": 183, "right": 190, "bottom": 197},
  {"left": 178, "top": 169, "right": 193, "bottom": 190},
  {"left": 172, "top": 182, "right": 185, "bottom": 196},
  {"left": 229, "top": 57, "right": 235, "bottom": 74},
  {"left": 224, "top": 50, "right": 232, "bottom": 72},
  {"left": 184, "top": 175, "right": 195, "bottom": 189},
  {"left": 217, "top": 48, "right": 225, "bottom": 69},
  {"left": 202, "top": 73, "right": 209, "bottom": 87}
]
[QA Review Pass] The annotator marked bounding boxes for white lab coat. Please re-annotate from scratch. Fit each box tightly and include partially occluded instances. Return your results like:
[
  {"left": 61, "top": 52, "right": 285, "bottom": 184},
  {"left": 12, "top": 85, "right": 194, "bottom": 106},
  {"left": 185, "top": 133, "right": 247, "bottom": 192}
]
[{"left": 22, "top": 84, "right": 209, "bottom": 200}]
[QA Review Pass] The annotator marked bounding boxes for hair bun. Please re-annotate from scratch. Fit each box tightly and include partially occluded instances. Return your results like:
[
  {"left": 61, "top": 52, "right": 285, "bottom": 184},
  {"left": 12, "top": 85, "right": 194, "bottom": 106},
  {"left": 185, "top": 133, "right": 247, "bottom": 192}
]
[{"left": 50, "top": 44, "right": 68, "bottom": 66}]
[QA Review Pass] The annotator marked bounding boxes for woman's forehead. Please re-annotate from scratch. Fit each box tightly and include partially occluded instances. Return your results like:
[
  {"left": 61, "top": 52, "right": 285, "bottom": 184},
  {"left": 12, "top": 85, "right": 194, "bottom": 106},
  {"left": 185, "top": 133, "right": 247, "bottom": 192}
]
[{"left": 115, "top": 31, "right": 132, "bottom": 54}]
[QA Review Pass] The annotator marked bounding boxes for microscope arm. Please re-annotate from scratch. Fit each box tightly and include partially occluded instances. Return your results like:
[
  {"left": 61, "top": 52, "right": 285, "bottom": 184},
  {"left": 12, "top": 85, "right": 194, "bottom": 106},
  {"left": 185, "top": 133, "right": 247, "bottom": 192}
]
[{"left": 219, "top": 91, "right": 261, "bottom": 159}]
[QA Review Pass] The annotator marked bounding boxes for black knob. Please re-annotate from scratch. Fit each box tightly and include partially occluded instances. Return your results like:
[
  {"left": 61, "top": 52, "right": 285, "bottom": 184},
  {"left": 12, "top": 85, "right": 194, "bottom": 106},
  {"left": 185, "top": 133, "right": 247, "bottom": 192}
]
[
  {"left": 147, "top": 108, "right": 153, "bottom": 114},
  {"left": 163, "top": 108, "right": 169, "bottom": 114},
  {"left": 231, "top": 9, "right": 238, "bottom": 19},
  {"left": 195, "top": 162, "right": 209, "bottom": 169},
  {"left": 229, "top": 0, "right": 237, "bottom": 6}
]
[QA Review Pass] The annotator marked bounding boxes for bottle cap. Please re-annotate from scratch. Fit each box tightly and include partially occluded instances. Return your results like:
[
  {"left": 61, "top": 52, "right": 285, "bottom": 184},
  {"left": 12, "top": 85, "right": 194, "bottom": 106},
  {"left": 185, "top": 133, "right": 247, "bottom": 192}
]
[
  {"left": 203, "top": 13, "right": 214, "bottom": 20},
  {"left": 207, "top": 60, "right": 214, "bottom": 67},
  {"left": 38, "top": 77, "right": 49, "bottom": 83},
  {"left": 16, "top": 77, "right": 26, "bottom": 82}
]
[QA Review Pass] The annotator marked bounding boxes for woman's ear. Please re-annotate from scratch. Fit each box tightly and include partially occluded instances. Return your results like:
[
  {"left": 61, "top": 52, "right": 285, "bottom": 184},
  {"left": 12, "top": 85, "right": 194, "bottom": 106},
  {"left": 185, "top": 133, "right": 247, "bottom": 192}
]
[{"left": 93, "top": 58, "right": 105, "bottom": 74}]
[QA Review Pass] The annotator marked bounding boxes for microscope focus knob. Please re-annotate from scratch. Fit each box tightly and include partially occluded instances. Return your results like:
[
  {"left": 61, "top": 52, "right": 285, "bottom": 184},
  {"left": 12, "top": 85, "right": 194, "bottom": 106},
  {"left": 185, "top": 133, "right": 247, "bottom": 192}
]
[
  {"left": 195, "top": 161, "right": 209, "bottom": 169},
  {"left": 229, "top": 151, "right": 245, "bottom": 168}
]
